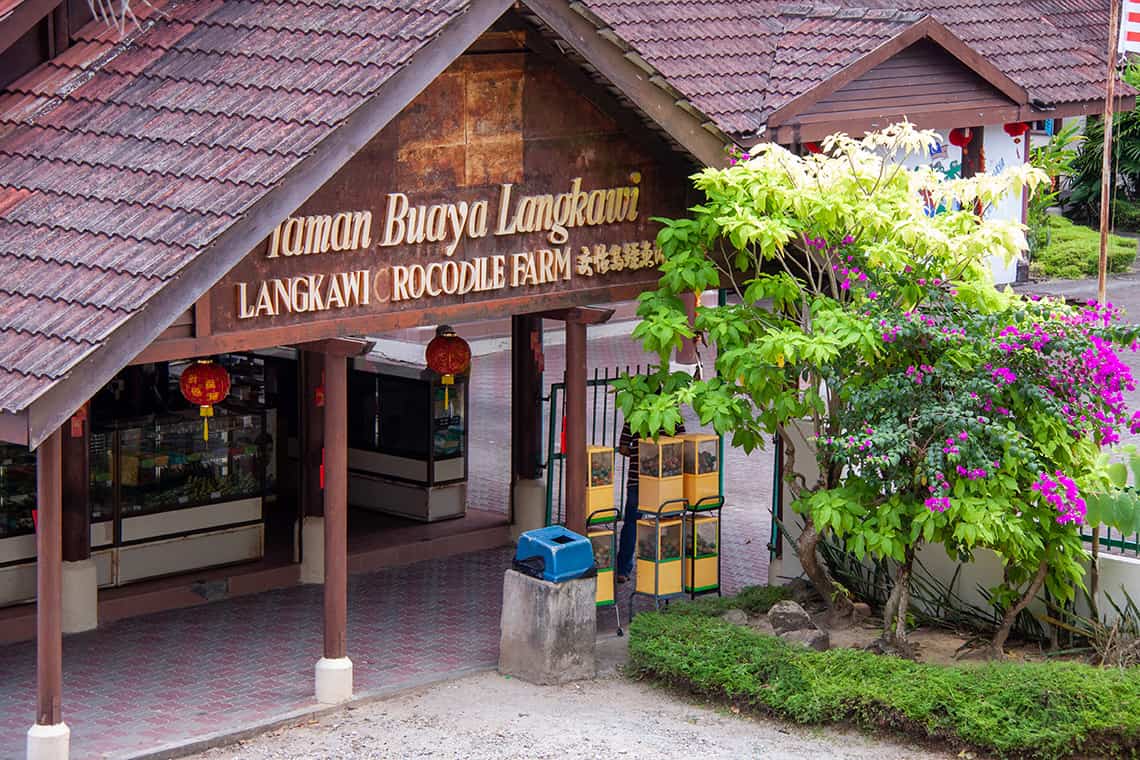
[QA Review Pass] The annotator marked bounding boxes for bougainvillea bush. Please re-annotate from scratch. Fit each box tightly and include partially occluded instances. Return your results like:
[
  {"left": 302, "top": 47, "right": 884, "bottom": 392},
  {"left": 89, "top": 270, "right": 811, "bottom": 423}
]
[{"left": 615, "top": 122, "right": 1140, "bottom": 652}]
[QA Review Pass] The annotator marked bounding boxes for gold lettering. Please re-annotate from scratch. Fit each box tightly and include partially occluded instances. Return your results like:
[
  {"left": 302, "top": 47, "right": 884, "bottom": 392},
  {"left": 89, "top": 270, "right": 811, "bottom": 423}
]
[
  {"left": 405, "top": 206, "right": 426, "bottom": 245},
  {"left": 554, "top": 247, "right": 571, "bottom": 280},
  {"left": 304, "top": 215, "right": 333, "bottom": 253},
  {"left": 627, "top": 172, "right": 641, "bottom": 221},
  {"left": 382, "top": 193, "right": 409, "bottom": 246},
  {"left": 492, "top": 255, "right": 506, "bottom": 289},
  {"left": 469, "top": 200, "right": 489, "bottom": 239},
  {"left": 255, "top": 281, "right": 275, "bottom": 316},
  {"left": 325, "top": 273, "right": 346, "bottom": 309},
  {"left": 392, "top": 266, "right": 410, "bottom": 302},
  {"left": 407, "top": 266, "right": 426, "bottom": 299},
  {"left": 426, "top": 205, "right": 447, "bottom": 243},
  {"left": 281, "top": 219, "right": 304, "bottom": 256},
  {"left": 266, "top": 225, "right": 281, "bottom": 259},
  {"left": 426, "top": 262, "right": 444, "bottom": 296},
  {"left": 237, "top": 282, "right": 256, "bottom": 318},
  {"left": 444, "top": 202, "right": 468, "bottom": 257},
  {"left": 586, "top": 190, "right": 606, "bottom": 225},
  {"left": 495, "top": 184, "right": 516, "bottom": 236},
  {"left": 537, "top": 249, "right": 555, "bottom": 284},
  {"left": 373, "top": 268, "right": 392, "bottom": 303},
  {"left": 273, "top": 279, "right": 292, "bottom": 314},
  {"left": 442, "top": 261, "right": 460, "bottom": 293}
]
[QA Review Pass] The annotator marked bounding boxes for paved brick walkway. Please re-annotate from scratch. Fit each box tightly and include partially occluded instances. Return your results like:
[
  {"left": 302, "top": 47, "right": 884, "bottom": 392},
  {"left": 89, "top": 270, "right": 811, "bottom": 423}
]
[{"left": 0, "top": 330, "right": 775, "bottom": 759}]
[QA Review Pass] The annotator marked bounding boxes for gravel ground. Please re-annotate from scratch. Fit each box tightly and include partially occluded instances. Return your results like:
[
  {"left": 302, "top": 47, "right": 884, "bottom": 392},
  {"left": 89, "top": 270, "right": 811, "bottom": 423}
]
[{"left": 189, "top": 638, "right": 952, "bottom": 760}]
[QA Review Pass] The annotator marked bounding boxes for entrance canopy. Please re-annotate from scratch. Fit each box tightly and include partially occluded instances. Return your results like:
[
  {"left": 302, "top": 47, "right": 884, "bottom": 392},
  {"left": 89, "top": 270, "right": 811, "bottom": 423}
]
[{"left": 0, "top": 0, "right": 1130, "bottom": 448}]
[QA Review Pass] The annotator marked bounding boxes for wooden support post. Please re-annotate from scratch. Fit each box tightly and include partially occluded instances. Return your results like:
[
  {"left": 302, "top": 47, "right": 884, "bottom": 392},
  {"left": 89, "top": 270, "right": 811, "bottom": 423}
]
[
  {"left": 315, "top": 352, "right": 352, "bottom": 703},
  {"left": 299, "top": 351, "right": 325, "bottom": 519},
  {"left": 510, "top": 315, "right": 545, "bottom": 536},
  {"left": 564, "top": 320, "right": 588, "bottom": 534},
  {"left": 61, "top": 405, "right": 89, "bottom": 564},
  {"left": 36, "top": 429, "right": 63, "bottom": 726},
  {"left": 511, "top": 316, "right": 543, "bottom": 483},
  {"left": 323, "top": 354, "right": 347, "bottom": 661}
]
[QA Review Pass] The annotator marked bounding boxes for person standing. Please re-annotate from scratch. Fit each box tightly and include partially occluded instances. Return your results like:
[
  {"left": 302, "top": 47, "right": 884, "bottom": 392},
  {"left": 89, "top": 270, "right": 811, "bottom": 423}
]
[{"left": 615, "top": 419, "right": 685, "bottom": 583}]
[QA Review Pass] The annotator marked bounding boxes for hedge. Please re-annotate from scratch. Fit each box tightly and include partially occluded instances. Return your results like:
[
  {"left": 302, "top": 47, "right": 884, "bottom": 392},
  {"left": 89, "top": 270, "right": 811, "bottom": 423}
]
[
  {"left": 628, "top": 603, "right": 1140, "bottom": 759},
  {"left": 1032, "top": 216, "right": 1137, "bottom": 280}
]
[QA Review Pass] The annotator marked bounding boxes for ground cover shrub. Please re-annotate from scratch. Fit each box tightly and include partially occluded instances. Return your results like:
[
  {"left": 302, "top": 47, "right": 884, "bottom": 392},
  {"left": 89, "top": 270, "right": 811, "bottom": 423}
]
[
  {"left": 628, "top": 610, "right": 1140, "bottom": 759},
  {"left": 1032, "top": 216, "right": 1136, "bottom": 279},
  {"left": 667, "top": 584, "right": 790, "bottom": 617}
]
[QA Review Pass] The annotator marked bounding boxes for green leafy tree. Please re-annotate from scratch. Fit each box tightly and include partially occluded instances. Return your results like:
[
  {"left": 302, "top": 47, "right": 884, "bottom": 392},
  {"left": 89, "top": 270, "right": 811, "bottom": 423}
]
[{"left": 616, "top": 122, "right": 1046, "bottom": 626}]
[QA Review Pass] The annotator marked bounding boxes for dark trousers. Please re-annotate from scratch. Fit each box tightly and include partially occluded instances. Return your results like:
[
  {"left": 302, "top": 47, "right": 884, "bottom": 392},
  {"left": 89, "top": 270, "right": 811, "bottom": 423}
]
[{"left": 617, "top": 480, "right": 638, "bottom": 576}]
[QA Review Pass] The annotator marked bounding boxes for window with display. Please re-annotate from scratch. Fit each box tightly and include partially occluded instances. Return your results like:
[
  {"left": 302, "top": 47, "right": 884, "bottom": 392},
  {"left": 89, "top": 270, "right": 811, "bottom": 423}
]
[{"left": 0, "top": 444, "right": 35, "bottom": 539}]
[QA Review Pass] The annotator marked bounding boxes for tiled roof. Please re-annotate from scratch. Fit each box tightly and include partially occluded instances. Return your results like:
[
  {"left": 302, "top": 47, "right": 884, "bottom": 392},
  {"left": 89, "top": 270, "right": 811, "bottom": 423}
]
[
  {"left": 581, "top": 0, "right": 1120, "bottom": 139},
  {"left": 0, "top": 0, "right": 473, "bottom": 417}
]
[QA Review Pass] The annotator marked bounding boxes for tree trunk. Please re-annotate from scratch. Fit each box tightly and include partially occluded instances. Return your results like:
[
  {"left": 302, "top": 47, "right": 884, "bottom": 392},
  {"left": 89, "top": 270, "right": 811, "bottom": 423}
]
[
  {"left": 882, "top": 548, "right": 915, "bottom": 645},
  {"left": 992, "top": 558, "right": 1049, "bottom": 655},
  {"left": 796, "top": 516, "right": 855, "bottom": 620},
  {"left": 894, "top": 550, "right": 914, "bottom": 644},
  {"left": 1090, "top": 532, "right": 1101, "bottom": 621}
]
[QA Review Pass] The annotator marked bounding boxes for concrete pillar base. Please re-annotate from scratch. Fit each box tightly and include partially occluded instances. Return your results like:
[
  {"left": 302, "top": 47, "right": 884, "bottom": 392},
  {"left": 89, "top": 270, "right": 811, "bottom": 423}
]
[
  {"left": 499, "top": 569, "right": 596, "bottom": 685},
  {"left": 300, "top": 516, "right": 324, "bottom": 584},
  {"left": 27, "top": 722, "right": 69, "bottom": 760},
  {"left": 510, "top": 479, "right": 546, "bottom": 542},
  {"left": 669, "top": 360, "right": 701, "bottom": 377},
  {"left": 315, "top": 657, "right": 353, "bottom": 704},
  {"left": 61, "top": 559, "right": 98, "bottom": 634}
]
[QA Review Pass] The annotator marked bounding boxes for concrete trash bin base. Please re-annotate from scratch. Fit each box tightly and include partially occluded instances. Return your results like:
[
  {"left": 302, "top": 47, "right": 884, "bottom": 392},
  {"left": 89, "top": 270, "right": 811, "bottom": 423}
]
[{"left": 498, "top": 568, "right": 596, "bottom": 685}]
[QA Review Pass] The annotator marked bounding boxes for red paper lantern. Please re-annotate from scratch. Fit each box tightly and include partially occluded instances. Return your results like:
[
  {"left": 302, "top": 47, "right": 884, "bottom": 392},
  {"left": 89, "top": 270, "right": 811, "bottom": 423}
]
[
  {"left": 1003, "top": 121, "right": 1030, "bottom": 144},
  {"left": 425, "top": 325, "right": 471, "bottom": 407},
  {"left": 804, "top": 141, "right": 822, "bottom": 154},
  {"left": 179, "top": 359, "right": 231, "bottom": 440},
  {"left": 948, "top": 127, "right": 973, "bottom": 148}
]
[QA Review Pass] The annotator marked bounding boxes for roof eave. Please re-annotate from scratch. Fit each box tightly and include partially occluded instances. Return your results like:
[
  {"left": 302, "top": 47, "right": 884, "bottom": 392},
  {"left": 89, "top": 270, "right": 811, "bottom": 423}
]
[
  {"left": 15, "top": 0, "right": 516, "bottom": 450},
  {"left": 764, "top": 15, "right": 1029, "bottom": 134}
]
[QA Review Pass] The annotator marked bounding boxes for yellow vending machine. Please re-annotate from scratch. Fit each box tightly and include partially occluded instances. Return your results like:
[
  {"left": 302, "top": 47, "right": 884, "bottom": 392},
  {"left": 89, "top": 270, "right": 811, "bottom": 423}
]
[
  {"left": 633, "top": 500, "right": 687, "bottom": 610},
  {"left": 638, "top": 436, "right": 684, "bottom": 510},
  {"left": 685, "top": 496, "right": 723, "bottom": 597},
  {"left": 587, "top": 446, "right": 615, "bottom": 513},
  {"left": 588, "top": 507, "right": 622, "bottom": 634},
  {"left": 680, "top": 433, "right": 720, "bottom": 505}
]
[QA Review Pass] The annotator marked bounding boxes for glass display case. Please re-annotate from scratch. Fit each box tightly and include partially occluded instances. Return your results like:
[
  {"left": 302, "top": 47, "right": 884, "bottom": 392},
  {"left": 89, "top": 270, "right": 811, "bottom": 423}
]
[
  {"left": 586, "top": 446, "right": 615, "bottom": 512},
  {"left": 0, "top": 444, "right": 35, "bottom": 543},
  {"left": 681, "top": 433, "right": 720, "bottom": 505},
  {"left": 638, "top": 436, "right": 684, "bottom": 510},
  {"left": 115, "top": 413, "right": 268, "bottom": 519},
  {"left": 635, "top": 516, "right": 684, "bottom": 596},
  {"left": 348, "top": 358, "right": 469, "bottom": 522}
]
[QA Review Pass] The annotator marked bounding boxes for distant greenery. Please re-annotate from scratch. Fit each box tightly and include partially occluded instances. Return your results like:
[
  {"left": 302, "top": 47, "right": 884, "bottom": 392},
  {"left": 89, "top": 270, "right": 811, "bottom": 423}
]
[
  {"left": 629, "top": 609, "right": 1140, "bottom": 759},
  {"left": 1069, "top": 62, "right": 1140, "bottom": 216},
  {"left": 1030, "top": 216, "right": 1136, "bottom": 280}
]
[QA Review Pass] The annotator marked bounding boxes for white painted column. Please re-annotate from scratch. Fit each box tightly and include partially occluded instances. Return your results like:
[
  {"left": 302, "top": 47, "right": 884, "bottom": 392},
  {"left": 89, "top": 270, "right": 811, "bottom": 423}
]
[
  {"left": 60, "top": 559, "right": 97, "bottom": 634},
  {"left": 299, "top": 516, "right": 325, "bottom": 584}
]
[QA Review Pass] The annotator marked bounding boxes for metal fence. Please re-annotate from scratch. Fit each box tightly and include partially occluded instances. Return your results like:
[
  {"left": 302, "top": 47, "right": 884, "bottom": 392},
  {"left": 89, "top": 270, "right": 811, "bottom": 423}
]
[
  {"left": 1081, "top": 525, "right": 1140, "bottom": 557},
  {"left": 543, "top": 365, "right": 646, "bottom": 526}
]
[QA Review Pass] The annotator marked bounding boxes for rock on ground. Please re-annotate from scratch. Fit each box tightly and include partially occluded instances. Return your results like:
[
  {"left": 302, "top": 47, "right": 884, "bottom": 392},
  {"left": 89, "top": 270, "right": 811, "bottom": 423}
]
[
  {"left": 188, "top": 637, "right": 952, "bottom": 760},
  {"left": 768, "top": 600, "right": 815, "bottom": 634}
]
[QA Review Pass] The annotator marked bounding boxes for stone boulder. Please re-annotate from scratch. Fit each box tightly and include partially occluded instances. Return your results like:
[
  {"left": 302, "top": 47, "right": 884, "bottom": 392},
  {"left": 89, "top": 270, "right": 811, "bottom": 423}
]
[
  {"left": 767, "top": 600, "right": 814, "bottom": 634},
  {"left": 779, "top": 628, "right": 830, "bottom": 651},
  {"left": 720, "top": 609, "right": 748, "bottom": 626}
]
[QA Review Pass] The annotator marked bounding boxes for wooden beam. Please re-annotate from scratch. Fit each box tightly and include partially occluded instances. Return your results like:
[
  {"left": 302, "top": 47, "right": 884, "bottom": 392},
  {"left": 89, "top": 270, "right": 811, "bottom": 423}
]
[
  {"left": 193, "top": 292, "right": 212, "bottom": 338},
  {"left": 0, "top": 410, "right": 27, "bottom": 446},
  {"left": 536, "top": 306, "right": 615, "bottom": 324},
  {"left": 0, "top": 0, "right": 58, "bottom": 55},
  {"left": 322, "top": 353, "right": 347, "bottom": 660},
  {"left": 22, "top": 0, "right": 517, "bottom": 449},
  {"left": 523, "top": 0, "right": 729, "bottom": 165},
  {"left": 293, "top": 338, "right": 374, "bottom": 358},
  {"left": 36, "top": 428, "right": 63, "bottom": 727},
  {"left": 130, "top": 282, "right": 650, "bottom": 366}
]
